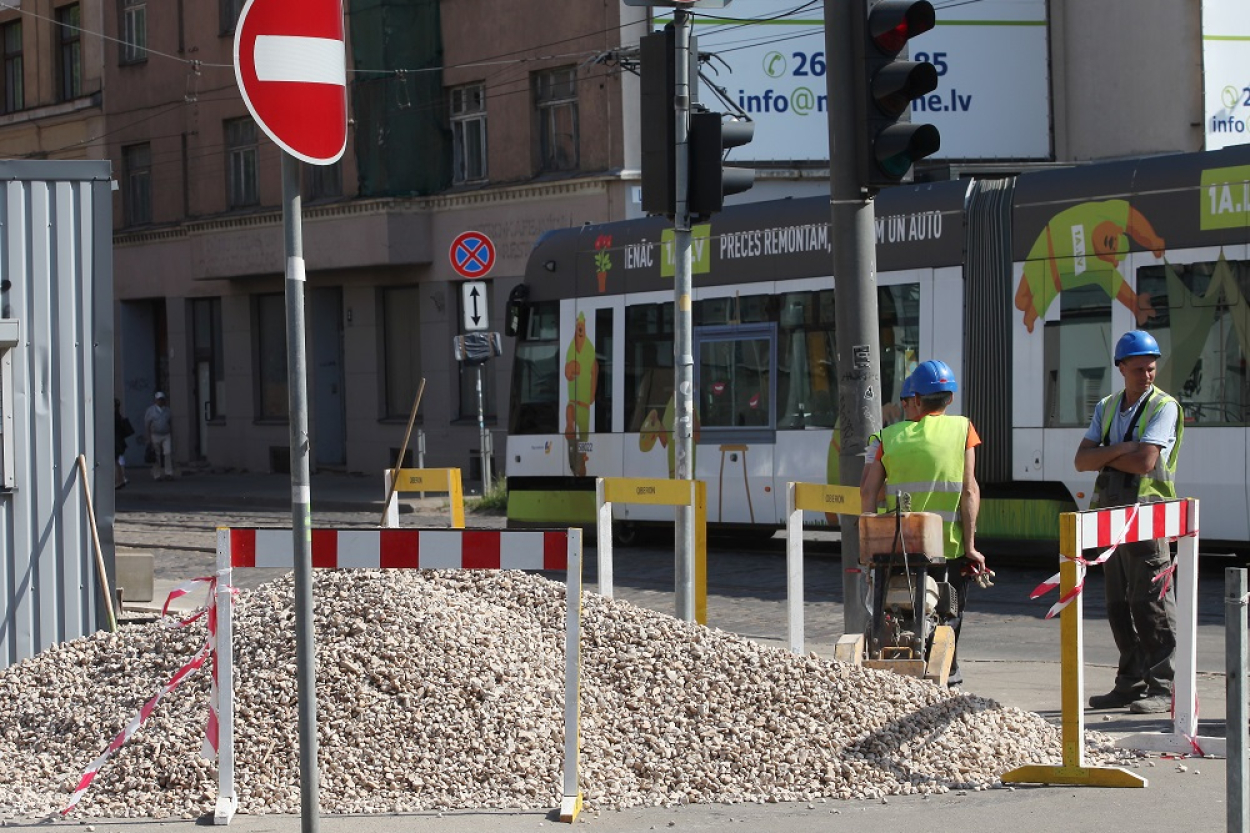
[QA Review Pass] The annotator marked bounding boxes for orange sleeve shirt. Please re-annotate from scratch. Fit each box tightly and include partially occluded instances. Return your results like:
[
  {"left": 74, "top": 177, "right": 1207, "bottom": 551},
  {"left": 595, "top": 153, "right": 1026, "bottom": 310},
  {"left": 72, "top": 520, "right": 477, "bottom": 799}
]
[{"left": 871, "top": 418, "right": 981, "bottom": 463}]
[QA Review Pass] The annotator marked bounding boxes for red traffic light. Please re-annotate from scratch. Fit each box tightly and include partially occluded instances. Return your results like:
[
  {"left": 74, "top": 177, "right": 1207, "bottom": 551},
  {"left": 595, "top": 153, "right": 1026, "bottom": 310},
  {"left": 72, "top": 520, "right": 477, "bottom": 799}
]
[{"left": 868, "top": 0, "right": 936, "bottom": 55}]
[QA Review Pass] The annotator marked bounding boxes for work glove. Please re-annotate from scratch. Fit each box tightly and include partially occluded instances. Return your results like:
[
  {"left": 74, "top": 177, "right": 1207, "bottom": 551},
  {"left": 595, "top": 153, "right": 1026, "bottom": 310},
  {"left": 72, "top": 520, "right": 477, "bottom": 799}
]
[{"left": 961, "top": 561, "right": 995, "bottom": 588}]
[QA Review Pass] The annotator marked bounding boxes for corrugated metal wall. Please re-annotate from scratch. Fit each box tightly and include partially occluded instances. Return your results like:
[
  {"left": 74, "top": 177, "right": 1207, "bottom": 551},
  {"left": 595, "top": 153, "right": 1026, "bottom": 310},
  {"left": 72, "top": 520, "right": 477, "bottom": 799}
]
[
  {"left": 963, "top": 176, "right": 1016, "bottom": 484},
  {"left": 0, "top": 160, "right": 114, "bottom": 670}
]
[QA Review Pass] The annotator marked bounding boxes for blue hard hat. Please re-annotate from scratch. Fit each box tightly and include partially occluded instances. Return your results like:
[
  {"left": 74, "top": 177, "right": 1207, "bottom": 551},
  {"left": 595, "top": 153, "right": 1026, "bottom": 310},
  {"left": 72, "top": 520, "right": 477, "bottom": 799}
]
[
  {"left": 1113, "top": 330, "right": 1161, "bottom": 364},
  {"left": 899, "top": 375, "right": 915, "bottom": 400},
  {"left": 910, "top": 360, "right": 958, "bottom": 394}
]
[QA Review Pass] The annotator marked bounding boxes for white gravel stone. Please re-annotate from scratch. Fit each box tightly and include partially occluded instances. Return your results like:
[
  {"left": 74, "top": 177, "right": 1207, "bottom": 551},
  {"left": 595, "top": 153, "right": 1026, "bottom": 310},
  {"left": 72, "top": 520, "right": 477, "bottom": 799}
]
[{"left": 0, "top": 570, "right": 1133, "bottom": 818}]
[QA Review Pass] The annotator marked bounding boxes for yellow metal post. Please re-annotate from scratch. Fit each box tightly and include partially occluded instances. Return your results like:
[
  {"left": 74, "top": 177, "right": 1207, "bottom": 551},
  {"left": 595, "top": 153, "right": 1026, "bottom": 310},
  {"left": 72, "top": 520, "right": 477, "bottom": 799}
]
[{"left": 694, "top": 480, "right": 707, "bottom": 626}]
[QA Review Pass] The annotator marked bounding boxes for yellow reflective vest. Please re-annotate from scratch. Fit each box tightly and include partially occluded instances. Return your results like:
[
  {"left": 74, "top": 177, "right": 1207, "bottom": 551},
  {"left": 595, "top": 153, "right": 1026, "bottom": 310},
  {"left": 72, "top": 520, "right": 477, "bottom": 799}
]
[{"left": 878, "top": 414, "right": 971, "bottom": 559}]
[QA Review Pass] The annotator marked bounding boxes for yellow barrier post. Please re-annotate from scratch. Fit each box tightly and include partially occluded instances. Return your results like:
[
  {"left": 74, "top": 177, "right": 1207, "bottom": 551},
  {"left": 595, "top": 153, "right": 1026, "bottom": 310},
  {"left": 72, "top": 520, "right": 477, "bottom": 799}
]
[
  {"left": 786, "top": 482, "right": 862, "bottom": 654},
  {"left": 596, "top": 477, "right": 708, "bottom": 625},
  {"left": 1001, "top": 511, "right": 1146, "bottom": 788},
  {"left": 382, "top": 468, "right": 465, "bottom": 529}
]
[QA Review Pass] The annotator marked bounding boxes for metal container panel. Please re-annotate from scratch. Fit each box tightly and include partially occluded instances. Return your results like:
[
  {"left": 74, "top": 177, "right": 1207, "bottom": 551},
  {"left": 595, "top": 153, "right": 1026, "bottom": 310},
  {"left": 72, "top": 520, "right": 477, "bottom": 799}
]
[{"left": 0, "top": 159, "right": 113, "bottom": 670}]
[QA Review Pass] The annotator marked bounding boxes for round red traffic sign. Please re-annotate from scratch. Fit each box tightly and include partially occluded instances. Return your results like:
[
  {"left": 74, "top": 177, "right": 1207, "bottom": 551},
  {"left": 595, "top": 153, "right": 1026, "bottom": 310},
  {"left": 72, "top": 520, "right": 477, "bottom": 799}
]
[
  {"left": 233, "top": 0, "right": 347, "bottom": 165},
  {"left": 449, "top": 231, "right": 496, "bottom": 278}
]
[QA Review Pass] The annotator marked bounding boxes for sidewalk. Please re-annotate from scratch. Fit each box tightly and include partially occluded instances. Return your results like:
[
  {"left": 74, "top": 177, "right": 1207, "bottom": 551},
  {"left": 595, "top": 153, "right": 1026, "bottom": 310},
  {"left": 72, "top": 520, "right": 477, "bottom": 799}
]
[{"left": 115, "top": 468, "right": 461, "bottom": 515}]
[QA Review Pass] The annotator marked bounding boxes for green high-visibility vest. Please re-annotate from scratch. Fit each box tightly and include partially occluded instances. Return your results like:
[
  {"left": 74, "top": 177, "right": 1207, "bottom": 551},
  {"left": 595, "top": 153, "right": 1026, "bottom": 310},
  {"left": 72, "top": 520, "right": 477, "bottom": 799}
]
[
  {"left": 1093, "top": 387, "right": 1183, "bottom": 507},
  {"left": 879, "top": 414, "right": 971, "bottom": 559}
]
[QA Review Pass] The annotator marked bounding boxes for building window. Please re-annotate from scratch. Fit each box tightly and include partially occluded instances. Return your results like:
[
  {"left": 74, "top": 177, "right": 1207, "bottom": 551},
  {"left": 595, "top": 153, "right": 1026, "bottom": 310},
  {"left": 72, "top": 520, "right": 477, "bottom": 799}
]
[
  {"left": 56, "top": 4, "right": 81, "bottom": 101},
  {"left": 535, "top": 67, "right": 578, "bottom": 172},
  {"left": 255, "top": 293, "right": 287, "bottom": 420},
  {"left": 225, "top": 118, "right": 258, "bottom": 208},
  {"left": 2, "top": 20, "right": 22, "bottom": 113},
  {"left": 219, "top": 0, "right": 245, "bottom": 35},
  {"left": 450, "top": 83, "right": 487, "bottom": 183},
  {"left": 122, "top": 143, "right": 151, "bottom": 226},
  {"left": 120, "top": 0, "right": 146, "bottom": 64},
  {"left": 381, "top": 287, "right": 421, "bottom": 419},
  {"left": 303, "top": 161, "right": 342, "bottom": 202}
]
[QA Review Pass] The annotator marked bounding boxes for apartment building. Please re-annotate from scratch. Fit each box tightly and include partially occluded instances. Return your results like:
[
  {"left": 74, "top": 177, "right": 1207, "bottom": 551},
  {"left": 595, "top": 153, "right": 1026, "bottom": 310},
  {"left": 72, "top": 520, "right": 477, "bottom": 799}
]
[{"left": 92, "top": 0, "right": 648, "bottom": 481}]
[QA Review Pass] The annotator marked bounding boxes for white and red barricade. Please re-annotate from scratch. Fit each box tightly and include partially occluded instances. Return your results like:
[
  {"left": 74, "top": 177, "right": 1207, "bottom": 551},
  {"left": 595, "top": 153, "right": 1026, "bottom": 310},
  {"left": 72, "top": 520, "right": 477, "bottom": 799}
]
[
  {"left": 1005, "top": 498, "right": 1221, "bottom": 789},
  {"left": 213, "top": 526, "right": 585, "bottom": 824}
]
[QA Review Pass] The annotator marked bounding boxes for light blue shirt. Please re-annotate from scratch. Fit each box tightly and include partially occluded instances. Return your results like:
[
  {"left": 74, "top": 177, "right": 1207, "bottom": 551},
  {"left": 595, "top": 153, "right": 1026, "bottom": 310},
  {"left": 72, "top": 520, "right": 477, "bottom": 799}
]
[{"left": 1083, "top": 387, "right": 1179, "bottom": 460}]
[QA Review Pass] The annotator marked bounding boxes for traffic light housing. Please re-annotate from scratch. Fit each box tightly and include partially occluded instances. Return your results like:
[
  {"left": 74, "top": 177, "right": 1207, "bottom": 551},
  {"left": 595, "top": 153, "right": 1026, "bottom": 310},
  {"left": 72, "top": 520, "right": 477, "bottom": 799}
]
[
  {"left": 688, "top": 108, "right": 755, "bottom": 218},
  {"left": 641, "top": 26, "right": 699, "bottom": 217},
  {"left": 857, "top": 0, "right": 940, "bottom": 191}
]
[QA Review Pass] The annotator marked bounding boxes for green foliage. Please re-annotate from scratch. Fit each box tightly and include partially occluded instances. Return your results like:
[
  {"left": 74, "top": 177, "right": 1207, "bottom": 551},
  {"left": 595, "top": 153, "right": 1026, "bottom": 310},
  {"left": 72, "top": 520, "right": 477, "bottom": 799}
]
[{"left": 469, "top": 475, "right": 507, "bottom": 513}]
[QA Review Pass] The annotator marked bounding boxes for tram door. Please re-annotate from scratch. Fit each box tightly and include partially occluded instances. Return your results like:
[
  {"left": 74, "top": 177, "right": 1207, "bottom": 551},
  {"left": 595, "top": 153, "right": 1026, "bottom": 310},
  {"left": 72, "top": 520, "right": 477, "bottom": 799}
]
[{"left": 559, "top": 297, "right": 623, "bottom": 479}]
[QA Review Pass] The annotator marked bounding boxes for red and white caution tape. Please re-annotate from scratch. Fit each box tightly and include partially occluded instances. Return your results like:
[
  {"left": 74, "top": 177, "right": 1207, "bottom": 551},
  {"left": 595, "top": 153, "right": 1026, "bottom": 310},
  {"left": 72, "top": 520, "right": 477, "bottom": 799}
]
[
  {"left": 62, "top": 574, "right": 230, "bottom": 816},
  {"left": 1031, "top": 506, "right": 1139, "bottom": 619},
  {"left": 1152, "top": 560, "right": 1178, "bottom": 600}
]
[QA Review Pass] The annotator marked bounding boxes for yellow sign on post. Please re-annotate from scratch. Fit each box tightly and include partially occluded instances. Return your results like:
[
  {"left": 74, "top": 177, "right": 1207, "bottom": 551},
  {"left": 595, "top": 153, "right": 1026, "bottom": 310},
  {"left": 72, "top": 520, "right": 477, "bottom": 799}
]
[
  {"left": 596, "top": 477, "right": 708, "bottom": 625},
  {"left": 786, "top": 482, "right": 862, "bottom": 653},
  {"left": 382, "top": 468, "right": 465, "bottom": 529}
]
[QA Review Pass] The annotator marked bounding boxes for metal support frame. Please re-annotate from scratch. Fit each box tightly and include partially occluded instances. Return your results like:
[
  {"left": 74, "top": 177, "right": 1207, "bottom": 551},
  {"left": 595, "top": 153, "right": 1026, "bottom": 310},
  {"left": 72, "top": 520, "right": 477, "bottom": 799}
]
[
  {"left": 596, "top": 477, "right": 707, "bottom": 624},
  {"left": 1003, "top": 498, "right": 1212, "bottom": 788},
  {"left": 785, "top": 482, "right": 862, "bottom": 653},
  {"left": 213, "top": 527, "right": 584, "bottom": 824},
  {"left": 382, "top": 468, "right": 466, "bottom": 528}
]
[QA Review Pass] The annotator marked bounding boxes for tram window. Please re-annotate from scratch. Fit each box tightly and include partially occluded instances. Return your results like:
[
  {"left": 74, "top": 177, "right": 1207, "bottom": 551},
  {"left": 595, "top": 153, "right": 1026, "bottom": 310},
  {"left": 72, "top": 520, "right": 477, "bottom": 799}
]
[
  {"left": 1138, "top": 257, "right": 1249, "bottom": 425},
  {"left": 878, "top": 284, "right": 921, "bottom": 408},
  {"left": 625, "top": 303, "right": 674, "bottom": 433},
  {"left": 777, "top": 291, "right": 837, "bottom": 429},
  {"left": 696, "top": 324, "right": 775, "bottom": 440},
  {"left": 508, "top": 302, "right": 559, "bottom": 435},
  {"left": 594, "top": 308, "right": 613, "bottom": 434},
  {"left": 1043, "top": 283, "right": 1112, "bottom": 428}
]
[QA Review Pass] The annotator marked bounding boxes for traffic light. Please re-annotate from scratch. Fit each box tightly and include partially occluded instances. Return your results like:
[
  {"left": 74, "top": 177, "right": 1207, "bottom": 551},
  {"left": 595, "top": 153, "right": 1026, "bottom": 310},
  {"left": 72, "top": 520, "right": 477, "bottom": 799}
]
[
  {"left": 640, "top": 26, "right": 699, "bottom": 217},
  {"left": 857, "top": 0, "right": 940, "bottom": 191},
  {"left": 688, "top": 108, "right": 755, "bottom": 218}
]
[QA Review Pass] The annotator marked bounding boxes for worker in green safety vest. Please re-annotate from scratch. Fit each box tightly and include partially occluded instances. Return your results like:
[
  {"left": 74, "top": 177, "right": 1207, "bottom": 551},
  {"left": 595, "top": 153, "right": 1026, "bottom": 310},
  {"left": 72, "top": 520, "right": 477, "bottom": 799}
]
[
  {"left": 1075, "top": 329, "right": 1183, "bottom": 715},
  {"left": 860, "top": 360, "right": 988, "bottom": 687}
]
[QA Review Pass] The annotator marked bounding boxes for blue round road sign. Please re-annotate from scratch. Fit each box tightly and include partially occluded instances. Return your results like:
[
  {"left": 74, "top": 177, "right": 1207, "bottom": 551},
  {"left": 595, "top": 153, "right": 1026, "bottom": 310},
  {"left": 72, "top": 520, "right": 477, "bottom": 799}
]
[{"left": 450, "top": 230, "right": 496, "bottom": 278}]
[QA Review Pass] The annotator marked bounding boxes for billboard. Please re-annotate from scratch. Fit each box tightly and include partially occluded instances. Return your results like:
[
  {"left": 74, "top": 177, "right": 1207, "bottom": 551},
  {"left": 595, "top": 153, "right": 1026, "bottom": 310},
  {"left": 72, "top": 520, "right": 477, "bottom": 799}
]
[
  {"left": 656, "top": 0, "right": 1051, "bottom": 162},
  {"left": 1202, "top": 0, "right": 1250, "bottom": 151}
]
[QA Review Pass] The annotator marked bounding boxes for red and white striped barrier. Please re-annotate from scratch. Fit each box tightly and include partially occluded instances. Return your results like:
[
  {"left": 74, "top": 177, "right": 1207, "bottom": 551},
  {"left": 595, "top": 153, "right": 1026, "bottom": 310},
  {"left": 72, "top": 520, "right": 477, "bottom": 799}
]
[
  {"left": 213, "top": 527, "right": 585, "bottom": 825},
  {"left": 1005, "top": 498, "right": 1222, "bottom": 790},
  {"left": 224, "top": 528, "right": 570, "bottom": 571},
  {"left": 62, "top": 576, "right": 230, "bottom": 817}
]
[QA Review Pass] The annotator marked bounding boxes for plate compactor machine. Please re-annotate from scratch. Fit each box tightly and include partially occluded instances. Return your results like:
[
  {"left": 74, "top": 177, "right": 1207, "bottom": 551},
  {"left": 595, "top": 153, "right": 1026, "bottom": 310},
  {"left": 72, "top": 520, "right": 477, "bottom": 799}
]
[{"left": 834, "top": 505, "right": 958, "bottom": 686}]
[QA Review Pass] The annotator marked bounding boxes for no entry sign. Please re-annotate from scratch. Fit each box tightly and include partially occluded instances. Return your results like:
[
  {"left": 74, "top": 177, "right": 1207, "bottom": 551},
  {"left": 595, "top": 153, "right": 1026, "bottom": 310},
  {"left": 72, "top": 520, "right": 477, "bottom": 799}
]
[
  {"left": 233, "top": 0, "right": 347, "bottom": 165},
  {"left": 449, "top": 231, "right": 496, "bottom": 279}
]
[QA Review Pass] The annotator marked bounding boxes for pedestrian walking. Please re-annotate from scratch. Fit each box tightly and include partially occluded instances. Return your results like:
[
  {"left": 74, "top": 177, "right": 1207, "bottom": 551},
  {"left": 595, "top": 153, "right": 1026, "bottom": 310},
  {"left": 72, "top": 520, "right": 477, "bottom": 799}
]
[
  {"left": 1075, "top": 330, "right": 1183, "bottom": 714},
  {"left": 144, "top": 391, "right": 174, "bottom": 481},
  {"left": 114, "top": 398, "right": 134, "bottom": 488}
]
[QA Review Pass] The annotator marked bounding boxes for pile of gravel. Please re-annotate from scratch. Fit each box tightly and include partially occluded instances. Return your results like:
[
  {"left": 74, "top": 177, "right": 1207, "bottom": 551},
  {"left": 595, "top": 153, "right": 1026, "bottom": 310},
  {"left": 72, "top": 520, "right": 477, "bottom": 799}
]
[{"left": 0, "top": 569, "right": 1132, "bottom": 819}]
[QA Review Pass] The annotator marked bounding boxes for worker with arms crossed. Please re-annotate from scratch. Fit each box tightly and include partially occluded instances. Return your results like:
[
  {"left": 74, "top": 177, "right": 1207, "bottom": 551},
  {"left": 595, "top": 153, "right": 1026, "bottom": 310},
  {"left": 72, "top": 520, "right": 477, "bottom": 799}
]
[
  {"left": 860, "top": 360, "right": 989, "bottom": 687},
  {"left": 1075, "top": 330, "right": 1183, "bottom": 714}
]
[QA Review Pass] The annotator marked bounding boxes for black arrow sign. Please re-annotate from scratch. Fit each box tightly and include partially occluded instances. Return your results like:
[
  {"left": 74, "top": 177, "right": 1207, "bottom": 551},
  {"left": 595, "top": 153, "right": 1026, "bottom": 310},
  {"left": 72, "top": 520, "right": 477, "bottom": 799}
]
[{"left": 470, "top": 286, "right": 482, "bottom": 325}]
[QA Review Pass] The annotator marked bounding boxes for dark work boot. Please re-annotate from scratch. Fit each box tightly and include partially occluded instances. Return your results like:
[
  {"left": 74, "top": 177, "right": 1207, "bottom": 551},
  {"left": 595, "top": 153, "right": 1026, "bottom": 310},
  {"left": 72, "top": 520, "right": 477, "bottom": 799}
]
[{"left": 1088, "top": 687, "right": 1146, "bottom": 709}]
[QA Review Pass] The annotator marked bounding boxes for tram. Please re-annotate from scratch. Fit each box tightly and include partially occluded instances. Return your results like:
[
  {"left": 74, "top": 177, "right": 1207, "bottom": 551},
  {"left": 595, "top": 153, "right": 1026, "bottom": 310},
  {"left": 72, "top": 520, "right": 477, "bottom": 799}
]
[{"left": 503, "top": 144, "right": 1250, "bottom": 548}]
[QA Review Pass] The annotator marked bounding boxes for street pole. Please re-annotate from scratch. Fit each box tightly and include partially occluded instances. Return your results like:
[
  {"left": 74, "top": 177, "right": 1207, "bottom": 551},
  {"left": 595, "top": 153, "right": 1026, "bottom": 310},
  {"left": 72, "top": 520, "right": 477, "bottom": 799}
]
[
  {"left": 1228, "top": 567, "right": 1248, "bottom": 833},
  {"left": 825, "top": 1, "right": 880, "bottom": 637},
  {"left": 672, "top": 7, "right": 695, "bottom": 623},
  {"left": 477, "top": 363, "right": 492, "bottom": 490},
  {"left": 281, "top": 152, "right": 320, "bottom": 833}
]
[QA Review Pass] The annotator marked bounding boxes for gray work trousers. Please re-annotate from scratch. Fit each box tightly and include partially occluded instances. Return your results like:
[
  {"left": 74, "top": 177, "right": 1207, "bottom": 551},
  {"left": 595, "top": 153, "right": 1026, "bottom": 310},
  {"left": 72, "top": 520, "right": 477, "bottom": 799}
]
[{"left": 1102, "top": 537, "right": 1177, "bottom": 695}]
